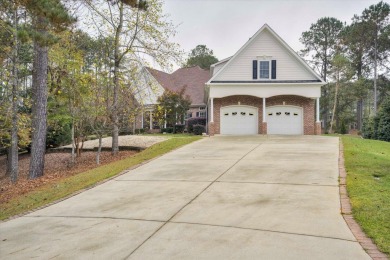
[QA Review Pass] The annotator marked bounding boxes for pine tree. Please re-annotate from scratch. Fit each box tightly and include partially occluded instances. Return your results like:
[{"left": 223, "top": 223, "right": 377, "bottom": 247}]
[
  {"left": 22, "top": 0, "right": 74, "bottom": 179},
  {"left": 300, "top": 17, "right": 344, "bottom": 131}
]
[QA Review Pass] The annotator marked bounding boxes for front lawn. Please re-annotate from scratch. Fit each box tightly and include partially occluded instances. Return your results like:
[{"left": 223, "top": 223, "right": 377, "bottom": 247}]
[
  {"left": 0, "top": 135, "right": 202, "bottom": 220},
  {"left": 342, "top": 136, "right": 390, "bottom": 256}
]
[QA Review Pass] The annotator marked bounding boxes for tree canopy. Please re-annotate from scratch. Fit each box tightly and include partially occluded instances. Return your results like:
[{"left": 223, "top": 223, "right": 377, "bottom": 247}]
[{"left": 185, "top": 45, "right": 218, "bottom": 70}]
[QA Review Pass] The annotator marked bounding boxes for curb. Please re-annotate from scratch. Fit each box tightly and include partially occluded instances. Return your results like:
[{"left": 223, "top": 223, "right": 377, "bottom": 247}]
[{"left": 338, "top": 139, "right": 388, "bottom": 260}]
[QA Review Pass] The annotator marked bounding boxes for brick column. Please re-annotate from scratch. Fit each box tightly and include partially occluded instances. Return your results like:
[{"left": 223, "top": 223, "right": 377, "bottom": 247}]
[
  {"left": 208, "top": 122, "right": 215, "bottom": 136},
  {"left": 315, "top": 122, "right": 322, "bottom": 135},
  {"left": 262, "top": 122, "right": 267, "bottom": 135}
]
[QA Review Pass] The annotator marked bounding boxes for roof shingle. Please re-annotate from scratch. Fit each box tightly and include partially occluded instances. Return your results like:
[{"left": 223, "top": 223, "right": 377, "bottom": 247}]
[{"left": 146, "top": 66, "right": 210, "bottom": 105}]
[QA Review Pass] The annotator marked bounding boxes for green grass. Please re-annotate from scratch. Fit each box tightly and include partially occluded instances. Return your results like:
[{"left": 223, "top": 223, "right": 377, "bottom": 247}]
[
  {"left": 0, "top": 135, "right": 202, "bottom": 220},
  {"left": 341, "top": 136, "right": 390, "bottom": 256}
]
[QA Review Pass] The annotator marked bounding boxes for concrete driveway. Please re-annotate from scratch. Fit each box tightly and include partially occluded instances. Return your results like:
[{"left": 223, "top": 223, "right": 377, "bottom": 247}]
[{"left": 0, "top": 136, "right": 370, "bottom": 260}]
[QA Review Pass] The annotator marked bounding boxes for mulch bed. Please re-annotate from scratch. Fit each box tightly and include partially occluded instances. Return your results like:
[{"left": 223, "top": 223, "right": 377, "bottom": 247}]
[{"left": 0, "top": 150, "right": 137, "bottom": 204}]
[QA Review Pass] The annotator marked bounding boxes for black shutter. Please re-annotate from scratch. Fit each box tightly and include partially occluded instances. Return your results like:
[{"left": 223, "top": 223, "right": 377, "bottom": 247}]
[
  {"left": 252, "top": 60, "right": 257, "bottom": 79},
  {"left": 271, "top": 60, "right": 276, "bottom": 79}
]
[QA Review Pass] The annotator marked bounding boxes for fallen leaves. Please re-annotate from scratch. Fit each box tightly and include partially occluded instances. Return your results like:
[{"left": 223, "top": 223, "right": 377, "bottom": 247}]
[{"left": 0, "top": 150, "right": 137, "bottom": 204}]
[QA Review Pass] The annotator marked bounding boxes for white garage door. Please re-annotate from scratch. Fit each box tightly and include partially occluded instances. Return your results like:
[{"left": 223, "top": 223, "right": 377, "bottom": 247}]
[
  {"left": 267, "top": 106, "right": 303, "bottom": 135},
  {"left": 220, "top": 106, "right": 258, "bottom": 135}
]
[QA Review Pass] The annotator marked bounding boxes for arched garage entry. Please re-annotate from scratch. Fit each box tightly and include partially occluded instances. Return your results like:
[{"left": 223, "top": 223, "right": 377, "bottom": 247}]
[
  {"left": 267, "top": 105, "right": 303, "bottom": 135},
  {"left": 220, "top": 105, "right": 258, "bottom": 135}
]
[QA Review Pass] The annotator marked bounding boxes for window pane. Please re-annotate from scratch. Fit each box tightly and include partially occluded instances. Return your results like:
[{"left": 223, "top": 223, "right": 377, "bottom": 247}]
[{"left": 259, "top": 61, "right": 269, "bottom": 79}]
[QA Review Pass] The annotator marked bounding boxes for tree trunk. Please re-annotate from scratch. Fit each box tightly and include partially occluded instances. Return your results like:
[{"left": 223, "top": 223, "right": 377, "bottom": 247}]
[
  {"left": 373, "top": 26, "right": 378, "bottom": 115},
  {"left": 329, "top": 77, "right": 339, "bottom": 134},
  {"left": 75, "top": 136, "right": 82, "bottom": 157},
  {"left": 9, "top": 4, "right": 19, "bottom": 183},
  {"left": 357, "top": 99, "right": 363, "bottom": 130},
  {"left": 71, "top": 120, "right": 75, "bottom": 165},
  {"left": 111, "top": 2, "right": 124, "bottom": 155},
  {"left": 96, "top": 135, "right": 102, "bottom": 165},
  {"left": 321, "top": 85, "right": 329, "bottom": 131},
  {"left": 29, "top": 19, "right": 48, "bottom": 180}
]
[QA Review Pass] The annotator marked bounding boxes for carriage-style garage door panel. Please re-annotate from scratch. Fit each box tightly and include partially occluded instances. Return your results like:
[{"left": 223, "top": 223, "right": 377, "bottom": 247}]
[
  {"left": 267, "top": 106, "right": 303, "bottom": 135},
  {"left": 221, "top": 106, "right": 258, "bottom": 135}
]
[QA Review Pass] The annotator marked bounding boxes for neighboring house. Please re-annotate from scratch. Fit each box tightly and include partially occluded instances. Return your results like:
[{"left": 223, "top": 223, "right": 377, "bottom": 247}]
[
  {"left": 206, "top": 24, "right": 326, "bottom": 135},
  {"left": 135, "top": 66, "right": 210, "bottom": 130}
]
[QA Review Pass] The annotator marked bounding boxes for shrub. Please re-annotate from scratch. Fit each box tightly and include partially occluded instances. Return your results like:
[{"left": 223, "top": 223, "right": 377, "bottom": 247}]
[
  {"left": 161, "top": 127, "right": 173, "bottom": 133},
  {"left": 193, "top": 124, "right": 206, "bottom": 135},
  {"left": 119, "top": 130, "right": 132, "bottom": 136},
  {"left": 174, "top": 124, "right": 185, "bottom": 133},
  {"left": 46, "top": 124, "right": 72, "bottom": 148},
  {"left": 339, "top": 120, "right": 347, "bottom": 134},
  {"left": 362, "top": 97, "right": 390, "bottom": 142},
  {"left": 377, "top": 98, "right": 390, "bottom": 142},
  {"left": 187, "top": 117, "right": 206, "bottom": 133},
  {"left": 134, "top": 128, "right": 145, "bottom": 134},
  {"left": 362, "top": 117, "right": 376, "bottom": 139}
]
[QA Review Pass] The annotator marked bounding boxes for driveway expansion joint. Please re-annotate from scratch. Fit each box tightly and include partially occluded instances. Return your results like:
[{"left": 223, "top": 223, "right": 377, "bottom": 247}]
[
  {"left": 168, "top": 221, "right": 359, "bottom": 243},
  {"left": 124, "top": 142, "right": 265, "bottom": 259},
  {"left": 24, "top": 215, "right": 165, "bottom": 223},
  {"left": 216, "top": 180, "right": 338, "bottom": 187},
  {"left": 114, "top": 179, "right": 211, "bottom": 183}
]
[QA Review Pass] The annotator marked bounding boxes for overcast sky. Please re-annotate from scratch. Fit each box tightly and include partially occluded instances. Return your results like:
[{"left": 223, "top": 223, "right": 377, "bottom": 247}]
[{"left": 162, "top": 0, "right": 381, "bottom": 63}]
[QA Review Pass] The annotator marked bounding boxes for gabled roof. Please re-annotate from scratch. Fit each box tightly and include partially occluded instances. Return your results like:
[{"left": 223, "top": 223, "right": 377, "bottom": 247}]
[
  {"left": 211, "top": 56, "right": 232, "bottom": 67},
  {"left": 207, "top": 23, "right": 325, "bottom": 84},
  {"left": 146, "top": 66, "right": 211, "bottom": 105}
]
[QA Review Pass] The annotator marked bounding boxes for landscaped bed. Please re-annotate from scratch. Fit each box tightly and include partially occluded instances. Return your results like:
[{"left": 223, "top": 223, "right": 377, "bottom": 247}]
[
  {"left": 341, "top": 136, "right": 390, "bottom": 256},
  {"left": 0, "top": 135, "right": 202, "bottom": 220}
]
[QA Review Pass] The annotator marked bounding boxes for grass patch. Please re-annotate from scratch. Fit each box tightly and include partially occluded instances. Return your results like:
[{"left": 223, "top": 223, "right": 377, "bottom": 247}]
[
  {"left": 0, "top": 135, "right": 202, "bottom": 220},
  {"left": 342, "top": 136, "right": 390, "bottom": 256}
]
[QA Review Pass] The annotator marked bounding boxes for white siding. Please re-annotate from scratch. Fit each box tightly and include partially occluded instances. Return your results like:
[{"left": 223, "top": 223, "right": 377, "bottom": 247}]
[
  {"left": 133, "top": 70, "right": 164, "bottom": 106},
  {"left": 212, "top": 60, "right": 229, "bottom": 76},
  {"left": 214, "top": 29, "right": 316, "bottom": 81}
]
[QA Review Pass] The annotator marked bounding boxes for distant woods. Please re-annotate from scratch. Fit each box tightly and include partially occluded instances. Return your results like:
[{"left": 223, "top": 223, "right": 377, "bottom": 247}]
[{"left": 299, "top": 1, "right": 390, "bottom": 136}]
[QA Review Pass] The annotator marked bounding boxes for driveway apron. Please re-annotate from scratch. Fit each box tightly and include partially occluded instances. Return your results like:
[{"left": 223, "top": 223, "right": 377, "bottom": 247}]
[{"left": 0, "top": 136, "right": 371, "bottom": 260}]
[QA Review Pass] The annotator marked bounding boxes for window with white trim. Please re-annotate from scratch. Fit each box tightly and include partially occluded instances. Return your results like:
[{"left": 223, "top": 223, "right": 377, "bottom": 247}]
[
  {"left": 253, "top": 58, "right": 276, "bottom": 80},
  {"left": 196, "top": 111, "right": 206, "bottom": 118},
  {"left": 259, "top": 61, "right": 270, "bottom": 79},
  {"left": 185, "top": 112, "right": 192, "bottom": 119}
]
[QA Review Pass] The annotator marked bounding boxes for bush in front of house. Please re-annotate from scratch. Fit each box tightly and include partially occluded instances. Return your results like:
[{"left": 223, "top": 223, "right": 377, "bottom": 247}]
[
  {"left": 161, "top": 127, "right": 173, "bottom": 133},
  {"left": 193, "top": 124, "right": 206, "bottom": 135},
  {"left": 174, "top": 124, "right": 185, "bottom": 133},
  {"left": 134, "top": 128, "right": 145, "bottom": 134},
  {"left": 187, "top": 117, "right": 206, "bottom": 133}
]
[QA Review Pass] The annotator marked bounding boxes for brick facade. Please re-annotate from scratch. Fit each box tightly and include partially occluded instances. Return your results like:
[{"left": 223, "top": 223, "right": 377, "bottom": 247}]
[{"left": 209, "top": 95, "right": 317, "bottom": 135}]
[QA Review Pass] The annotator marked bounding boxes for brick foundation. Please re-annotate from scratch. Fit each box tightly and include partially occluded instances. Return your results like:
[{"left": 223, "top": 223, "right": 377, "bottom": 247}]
[{"left": 211, "top": 95, "right": 316, "bottom": 135}]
